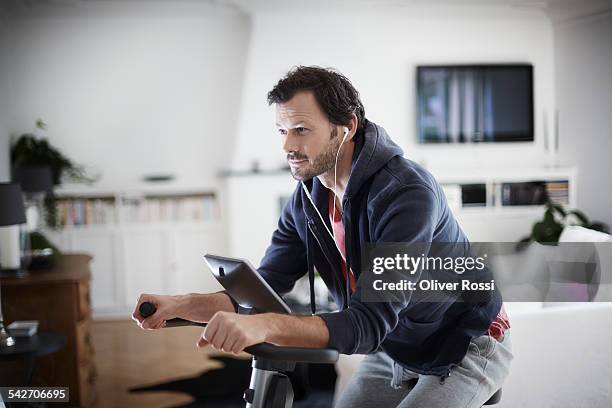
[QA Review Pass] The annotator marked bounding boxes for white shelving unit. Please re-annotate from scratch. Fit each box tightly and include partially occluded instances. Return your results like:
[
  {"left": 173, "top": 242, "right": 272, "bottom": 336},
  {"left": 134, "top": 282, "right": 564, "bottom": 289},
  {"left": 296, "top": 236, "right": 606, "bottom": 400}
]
[
  {"left": 43, "top": 185, "right": 226, "bottom": 319},
  {"left": 430, "top": 166, "right": 577, "bottom": 241}
]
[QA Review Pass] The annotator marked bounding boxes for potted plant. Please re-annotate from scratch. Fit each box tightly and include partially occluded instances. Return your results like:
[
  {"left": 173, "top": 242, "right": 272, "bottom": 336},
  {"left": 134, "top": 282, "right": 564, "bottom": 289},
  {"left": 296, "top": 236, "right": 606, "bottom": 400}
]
[
  {"left": 10, "top": 119, "right": 98, "bottom": 229},
  {"left": 519, "top": 201, "right": 609, "bottom": 246}
]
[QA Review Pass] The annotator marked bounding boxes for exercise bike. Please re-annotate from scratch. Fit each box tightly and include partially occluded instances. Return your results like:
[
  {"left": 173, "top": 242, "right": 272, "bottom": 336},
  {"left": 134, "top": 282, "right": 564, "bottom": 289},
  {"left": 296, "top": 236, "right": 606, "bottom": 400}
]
[{"left": 138, "top": 254, "right": 339, "bottom": 408}]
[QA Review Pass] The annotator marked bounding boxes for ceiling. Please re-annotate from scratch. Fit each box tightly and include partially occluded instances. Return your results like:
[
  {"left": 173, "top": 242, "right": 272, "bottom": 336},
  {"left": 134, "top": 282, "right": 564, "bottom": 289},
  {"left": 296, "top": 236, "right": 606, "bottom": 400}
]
[{"left": 1, "top": 0, "right": 611, "bottom": 23}]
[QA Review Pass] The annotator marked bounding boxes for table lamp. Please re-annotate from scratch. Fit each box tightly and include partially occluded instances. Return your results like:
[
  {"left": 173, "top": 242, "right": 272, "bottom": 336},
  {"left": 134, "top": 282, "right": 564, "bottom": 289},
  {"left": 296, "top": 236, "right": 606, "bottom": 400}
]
[{"left": 0, "top": 182, "right": 27, "bottom": 347}]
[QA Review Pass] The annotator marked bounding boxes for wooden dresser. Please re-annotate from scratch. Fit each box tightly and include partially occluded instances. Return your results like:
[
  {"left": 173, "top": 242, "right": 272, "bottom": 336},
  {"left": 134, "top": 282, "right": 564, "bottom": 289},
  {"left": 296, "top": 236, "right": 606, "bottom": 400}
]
[{"left": 0, "top": 254, "right": 96, "bottom": 407}]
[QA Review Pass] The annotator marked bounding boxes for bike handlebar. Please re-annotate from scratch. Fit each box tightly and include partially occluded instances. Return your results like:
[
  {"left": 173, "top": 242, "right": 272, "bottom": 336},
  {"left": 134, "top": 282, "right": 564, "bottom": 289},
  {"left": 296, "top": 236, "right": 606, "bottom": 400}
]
[{"left": 138, "top": 302, "right": 339, "bottom": 364}]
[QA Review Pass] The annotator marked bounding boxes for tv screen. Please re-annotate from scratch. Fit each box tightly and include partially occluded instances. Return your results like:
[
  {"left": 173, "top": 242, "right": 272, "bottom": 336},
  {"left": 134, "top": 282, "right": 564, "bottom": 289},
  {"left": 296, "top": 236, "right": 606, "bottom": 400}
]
[{"left": 416, "top": 64, "right": 533, "bottom": 143}]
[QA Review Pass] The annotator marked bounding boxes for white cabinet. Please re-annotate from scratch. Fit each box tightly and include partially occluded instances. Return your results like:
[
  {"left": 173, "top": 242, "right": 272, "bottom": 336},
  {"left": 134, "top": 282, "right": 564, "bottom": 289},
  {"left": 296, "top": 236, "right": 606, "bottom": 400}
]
[
  {"left": 67, "top": 228, "right": 118, "bottom": 310},
  {"left": 122, "top": 228, "right": 168, "bottom": 307},
  {"left": 46, "top": 222, "right": 226, "bottom": 319},
  {"left": 173, "top": 228, "right": 225, "bottom": 295},
  {"left": 453, "top": 208, "right": 546, "bottom": 242}
]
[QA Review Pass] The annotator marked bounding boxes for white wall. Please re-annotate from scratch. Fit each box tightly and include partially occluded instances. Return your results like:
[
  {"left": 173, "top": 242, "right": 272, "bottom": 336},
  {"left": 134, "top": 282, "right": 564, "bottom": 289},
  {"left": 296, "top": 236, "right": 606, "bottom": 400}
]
[
  {"left": 225, "top": 173, "right": 297, "bottom": 261},
  {"left": 0, "top": 1, "right": 250, "bottom": 190},
  {"left": 554, "top": 12, "right": 612, "bottom": 229},
  {"left": 232, "top": 5, "right": 556, "bottom": 173}
]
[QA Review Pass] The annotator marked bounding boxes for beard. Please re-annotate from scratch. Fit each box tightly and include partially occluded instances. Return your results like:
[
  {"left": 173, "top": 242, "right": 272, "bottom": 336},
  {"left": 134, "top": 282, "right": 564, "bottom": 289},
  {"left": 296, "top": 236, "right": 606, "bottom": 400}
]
[{"left": 288, "top": 127, "right": 341, "bottom": 181}]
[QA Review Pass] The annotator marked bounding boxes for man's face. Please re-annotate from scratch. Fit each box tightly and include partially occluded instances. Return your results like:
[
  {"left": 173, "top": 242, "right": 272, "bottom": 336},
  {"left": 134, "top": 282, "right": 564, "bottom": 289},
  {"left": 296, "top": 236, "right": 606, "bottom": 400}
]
[{"left": 275, "top": 91, "right": 342, "bottom": 181}]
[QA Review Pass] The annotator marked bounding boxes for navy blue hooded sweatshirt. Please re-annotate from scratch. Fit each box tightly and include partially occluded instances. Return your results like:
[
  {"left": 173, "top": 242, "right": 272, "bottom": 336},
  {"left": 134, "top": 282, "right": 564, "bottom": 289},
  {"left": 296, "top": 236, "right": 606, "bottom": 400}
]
[{"left": 257, "top": 119, "right": 503, "bottom": 379}]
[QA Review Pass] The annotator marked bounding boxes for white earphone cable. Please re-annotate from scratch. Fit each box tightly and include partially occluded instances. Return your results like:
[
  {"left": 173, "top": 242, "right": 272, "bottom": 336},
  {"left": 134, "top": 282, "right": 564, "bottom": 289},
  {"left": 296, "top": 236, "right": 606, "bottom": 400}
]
[
  {"left": 300, "top": 126, "right": 349, "bottom": 261},
  {"left": 332, "top": 128, "right": 349, "bottom": 231}
]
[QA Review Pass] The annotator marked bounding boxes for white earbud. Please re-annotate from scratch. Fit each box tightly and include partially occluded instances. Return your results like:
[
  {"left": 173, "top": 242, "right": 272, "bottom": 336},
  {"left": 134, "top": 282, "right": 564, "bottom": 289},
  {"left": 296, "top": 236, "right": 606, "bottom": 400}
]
[{"left": 342, "top": 127, "right": 349, "bottom": 141}]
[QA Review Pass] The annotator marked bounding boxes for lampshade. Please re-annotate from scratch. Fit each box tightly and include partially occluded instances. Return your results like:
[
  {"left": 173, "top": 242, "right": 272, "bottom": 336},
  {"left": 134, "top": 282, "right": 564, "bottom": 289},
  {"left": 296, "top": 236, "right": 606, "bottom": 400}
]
[
  {"left": 0, "top": 183, "right": 27, "bottom": 226},
  {"left": 12, "top": 165, "right": 54, "bottom": 193}
]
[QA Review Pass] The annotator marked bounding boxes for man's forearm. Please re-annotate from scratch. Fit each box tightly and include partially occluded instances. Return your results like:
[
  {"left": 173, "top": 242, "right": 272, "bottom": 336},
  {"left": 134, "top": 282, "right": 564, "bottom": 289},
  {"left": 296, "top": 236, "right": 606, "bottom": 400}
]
[
  {"left": 174, "top": 292, "right": 235, "bottom": 323},
  {"left": 258, "top": 313, "right": 330, "bottom": 348}
]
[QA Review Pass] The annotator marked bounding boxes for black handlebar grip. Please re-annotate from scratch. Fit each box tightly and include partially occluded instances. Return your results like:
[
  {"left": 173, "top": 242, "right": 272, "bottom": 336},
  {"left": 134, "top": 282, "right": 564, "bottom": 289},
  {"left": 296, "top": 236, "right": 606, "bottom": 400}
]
[
  {"left": 138, "top": 301, "right": 206, "bottom": 327},
  {"left": 139, "top": 301, "right": 156, "bottom": 318}
]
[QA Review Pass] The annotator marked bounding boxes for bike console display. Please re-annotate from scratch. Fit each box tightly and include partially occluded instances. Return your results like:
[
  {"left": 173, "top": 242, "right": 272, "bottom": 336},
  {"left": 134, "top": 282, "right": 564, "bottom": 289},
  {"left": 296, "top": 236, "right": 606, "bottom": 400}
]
[{"left": 203, "top": 254, "right": 292, "bottom": 315}]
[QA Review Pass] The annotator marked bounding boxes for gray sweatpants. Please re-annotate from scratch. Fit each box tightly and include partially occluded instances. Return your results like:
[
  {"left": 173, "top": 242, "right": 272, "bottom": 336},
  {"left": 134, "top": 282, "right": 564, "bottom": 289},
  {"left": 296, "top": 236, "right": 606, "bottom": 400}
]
[{"left": 335, "top": 331, "right": 513, "bottom": 408}]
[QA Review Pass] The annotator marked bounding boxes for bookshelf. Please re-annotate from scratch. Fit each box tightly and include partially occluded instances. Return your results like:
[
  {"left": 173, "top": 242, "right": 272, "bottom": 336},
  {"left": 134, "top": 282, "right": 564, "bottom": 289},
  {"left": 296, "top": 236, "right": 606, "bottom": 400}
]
[{"left": 52, "top": 185, "right": 220, "bottom": 227}]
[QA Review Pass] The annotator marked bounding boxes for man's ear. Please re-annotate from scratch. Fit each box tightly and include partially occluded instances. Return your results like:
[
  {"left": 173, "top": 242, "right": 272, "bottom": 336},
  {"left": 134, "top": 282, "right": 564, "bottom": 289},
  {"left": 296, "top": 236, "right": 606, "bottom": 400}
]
[{"left": 345, "top": 113, "right": 359, "bottom": 141}]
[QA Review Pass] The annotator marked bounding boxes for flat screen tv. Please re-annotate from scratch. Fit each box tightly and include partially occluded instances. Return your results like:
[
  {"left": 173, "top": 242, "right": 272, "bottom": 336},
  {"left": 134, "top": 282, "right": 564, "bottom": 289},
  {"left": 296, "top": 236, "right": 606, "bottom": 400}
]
[{"left": 416, "top": 64, "right": 533, "bottom": 143}]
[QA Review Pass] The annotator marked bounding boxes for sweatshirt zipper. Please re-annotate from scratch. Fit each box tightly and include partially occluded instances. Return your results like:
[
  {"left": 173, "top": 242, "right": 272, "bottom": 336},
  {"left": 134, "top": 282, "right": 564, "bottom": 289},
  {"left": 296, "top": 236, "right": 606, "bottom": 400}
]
[
  {"left": 341, "top": 197, "right": 352, "bottom": 310},
  {"left": 307, "top": 219, "right": 349, "bottom": 308},
  {"left": 301, "top": 181, "right": 353, "bottom": 310}
]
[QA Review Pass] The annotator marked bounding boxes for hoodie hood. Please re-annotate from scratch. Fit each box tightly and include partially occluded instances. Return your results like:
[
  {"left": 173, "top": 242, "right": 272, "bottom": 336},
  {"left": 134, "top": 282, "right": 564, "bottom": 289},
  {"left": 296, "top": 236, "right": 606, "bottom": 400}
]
[
  {"left": 299, "top": 119, "right": 404, "bottom": 226},
  {"left": 344, "top": 119, "right": 404, "bottom": 199}
]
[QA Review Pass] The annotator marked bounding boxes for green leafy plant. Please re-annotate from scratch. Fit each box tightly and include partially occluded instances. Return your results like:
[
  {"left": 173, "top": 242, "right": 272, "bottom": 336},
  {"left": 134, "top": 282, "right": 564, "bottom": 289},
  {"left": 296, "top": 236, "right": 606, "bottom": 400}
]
[
  {"left": 11, "top": 119, "right": 96, "bottom": 185},
  {"left": 519, "top": 201, "right": 610, "bottom": 245},
  {"left": 10, "top": 119, "right": 99, "bottom": 228}
]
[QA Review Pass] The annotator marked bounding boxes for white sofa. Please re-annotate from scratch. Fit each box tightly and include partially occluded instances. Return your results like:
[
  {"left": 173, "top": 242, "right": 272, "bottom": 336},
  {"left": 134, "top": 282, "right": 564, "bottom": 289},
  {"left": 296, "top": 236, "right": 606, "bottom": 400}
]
[
  {"left": 334, "top": 226, "right": 612, "bottom": 407},
  {"left": 496, "top": 302, "right": 612, "bottom": 407}
]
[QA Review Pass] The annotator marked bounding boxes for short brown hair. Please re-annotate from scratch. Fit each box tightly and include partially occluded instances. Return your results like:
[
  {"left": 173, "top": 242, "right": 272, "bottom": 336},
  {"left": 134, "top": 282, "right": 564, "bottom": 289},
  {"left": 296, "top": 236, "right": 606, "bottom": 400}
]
[{"left": 267, "top": 66, "right": 366, "bottom": 133}]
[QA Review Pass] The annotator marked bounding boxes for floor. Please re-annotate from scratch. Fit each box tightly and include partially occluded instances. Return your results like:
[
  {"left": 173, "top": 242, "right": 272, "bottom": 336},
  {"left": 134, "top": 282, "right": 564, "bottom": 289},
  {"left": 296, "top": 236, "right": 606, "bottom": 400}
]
[{"left": 90, "top": 319, "right": 249, "bottom": 408}]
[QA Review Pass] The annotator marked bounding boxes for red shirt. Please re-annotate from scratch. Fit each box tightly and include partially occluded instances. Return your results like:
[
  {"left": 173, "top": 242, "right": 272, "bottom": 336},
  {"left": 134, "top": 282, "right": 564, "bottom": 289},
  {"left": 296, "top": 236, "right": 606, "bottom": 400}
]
[
  {"left": 487, "top": 304, "right": 511, "bottom": 341},
  {"left": 327, "top": 190, "right": 510, "bottom": 341},
  {"left": 328, "top": 192, "right": 357, "bottom": 292}
]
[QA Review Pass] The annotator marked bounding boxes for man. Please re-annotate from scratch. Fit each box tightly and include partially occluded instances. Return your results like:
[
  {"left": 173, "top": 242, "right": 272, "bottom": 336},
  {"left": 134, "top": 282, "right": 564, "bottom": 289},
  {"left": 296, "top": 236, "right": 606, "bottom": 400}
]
[{"left": 133, "top": 66, "right": 513, "bottom": 407}]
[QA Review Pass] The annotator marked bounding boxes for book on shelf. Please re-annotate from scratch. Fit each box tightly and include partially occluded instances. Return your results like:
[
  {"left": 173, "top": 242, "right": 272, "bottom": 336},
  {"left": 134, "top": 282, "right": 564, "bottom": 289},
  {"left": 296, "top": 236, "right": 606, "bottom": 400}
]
[
  {"left": 545, "top": 181, "right": 569, "bottom": 205},
  {"left": 55, "top": 194, "right": 219, "bottom": 226},
  {"left": 58, "top": 198, "right": 116, "bottom": 226},
  {"left": 501, "top": 180, "right": 569, "bottom": 206}
]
